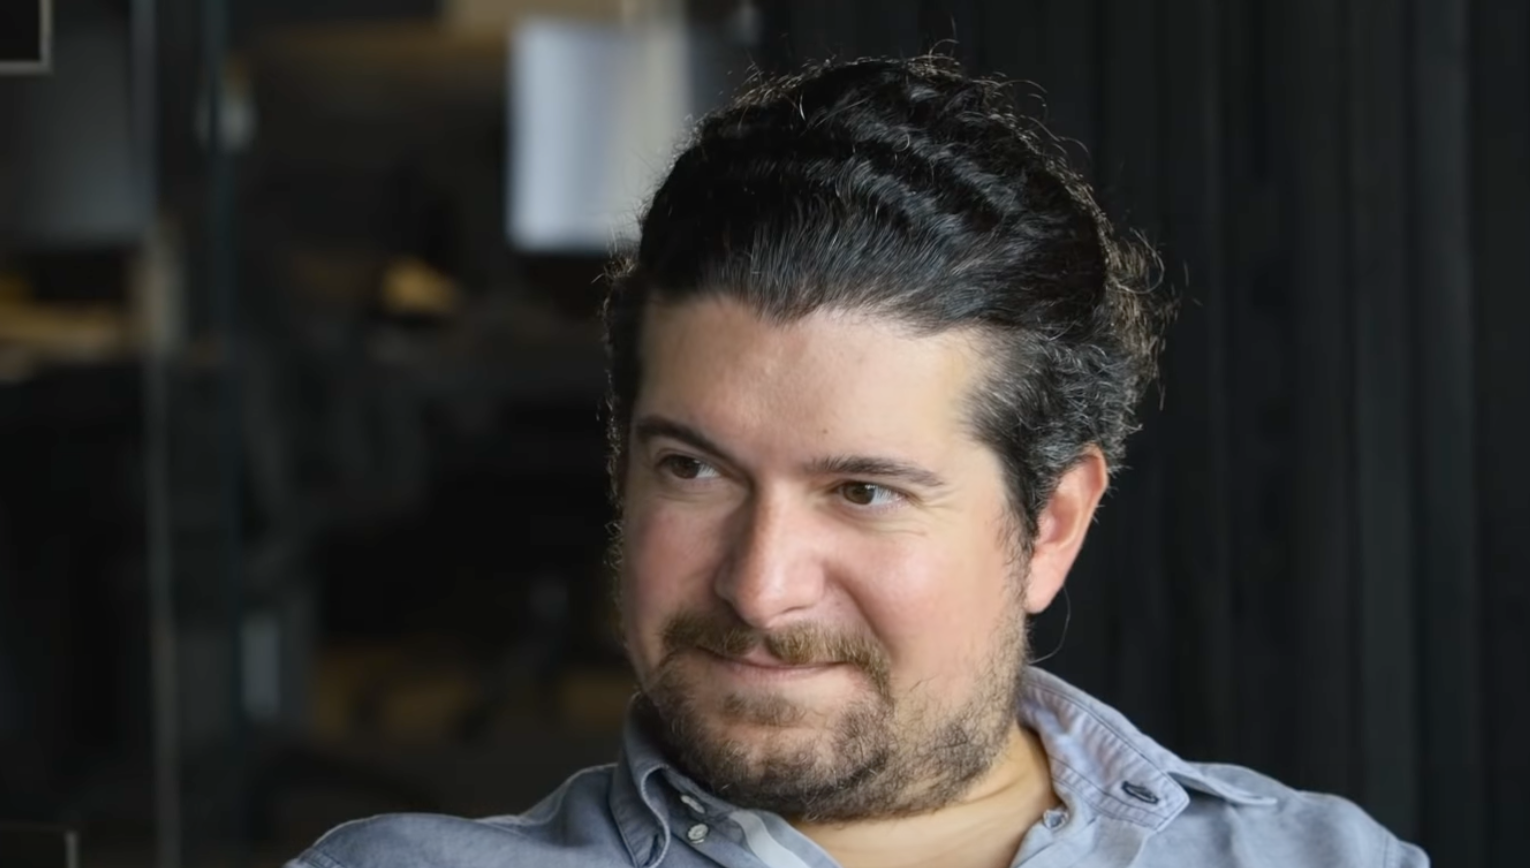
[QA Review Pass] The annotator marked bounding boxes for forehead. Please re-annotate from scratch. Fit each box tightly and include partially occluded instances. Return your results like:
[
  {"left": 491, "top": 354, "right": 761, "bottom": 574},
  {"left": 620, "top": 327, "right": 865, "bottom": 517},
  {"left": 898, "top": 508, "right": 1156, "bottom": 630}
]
[{"left": 634, "top": 296, "right": 988, "bottom": 455}]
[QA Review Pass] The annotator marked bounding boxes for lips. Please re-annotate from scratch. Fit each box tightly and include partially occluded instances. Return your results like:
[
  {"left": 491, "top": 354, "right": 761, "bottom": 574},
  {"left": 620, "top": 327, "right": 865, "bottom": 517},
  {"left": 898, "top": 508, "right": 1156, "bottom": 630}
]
[{"left": 702, "top": 647, "right": 835, "bottom": 671}]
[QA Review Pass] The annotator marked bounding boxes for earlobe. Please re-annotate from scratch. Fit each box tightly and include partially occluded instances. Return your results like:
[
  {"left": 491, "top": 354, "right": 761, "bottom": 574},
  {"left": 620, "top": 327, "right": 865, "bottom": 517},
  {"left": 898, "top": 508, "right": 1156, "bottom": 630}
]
[{"left": 1022, "top": 448, "right": 1110, "bottom": 614}]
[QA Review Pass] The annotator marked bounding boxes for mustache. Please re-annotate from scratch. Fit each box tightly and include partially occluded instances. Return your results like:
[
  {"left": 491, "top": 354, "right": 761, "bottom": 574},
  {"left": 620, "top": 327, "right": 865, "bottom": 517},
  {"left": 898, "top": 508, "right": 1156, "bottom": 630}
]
[{"left": 661, "top": 610, "right": 893, "bottom": 698}]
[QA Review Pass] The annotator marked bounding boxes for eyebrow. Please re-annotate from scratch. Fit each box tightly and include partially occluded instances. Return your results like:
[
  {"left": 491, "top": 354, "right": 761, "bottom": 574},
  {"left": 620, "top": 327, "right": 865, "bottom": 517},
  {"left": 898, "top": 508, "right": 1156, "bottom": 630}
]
[
  {"left": 633, "top": 414, "right": 949, "bottom": 491},
  {"left": 633, "top": 415, "right": 739, "bottom": 466},
  {"left": 803, "top": 455, "right": 949, "bottom": 491}
]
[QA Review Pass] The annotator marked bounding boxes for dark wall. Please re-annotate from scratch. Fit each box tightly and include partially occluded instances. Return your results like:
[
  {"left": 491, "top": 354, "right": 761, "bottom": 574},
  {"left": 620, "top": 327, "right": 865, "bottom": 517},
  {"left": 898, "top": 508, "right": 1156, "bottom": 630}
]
[{"left": 756, "top": 2, "right": 1528, "bottom": 867}]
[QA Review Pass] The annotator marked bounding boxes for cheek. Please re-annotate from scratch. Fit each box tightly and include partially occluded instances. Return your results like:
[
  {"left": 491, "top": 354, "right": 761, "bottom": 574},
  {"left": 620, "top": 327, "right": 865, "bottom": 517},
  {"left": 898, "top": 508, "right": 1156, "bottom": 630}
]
[
  {"left": 620, "top": 499, "right": 727, "bottom": 673},
  {"left": 845, "top": 530, "right": 1016, "bottom": 685}
]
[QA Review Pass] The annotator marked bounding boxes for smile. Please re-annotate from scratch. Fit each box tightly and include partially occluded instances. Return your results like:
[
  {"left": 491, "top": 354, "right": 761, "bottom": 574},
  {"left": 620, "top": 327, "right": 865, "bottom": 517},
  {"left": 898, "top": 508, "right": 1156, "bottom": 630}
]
[{"left": 700, "top": 649, "right": 843, "bottom": 680}]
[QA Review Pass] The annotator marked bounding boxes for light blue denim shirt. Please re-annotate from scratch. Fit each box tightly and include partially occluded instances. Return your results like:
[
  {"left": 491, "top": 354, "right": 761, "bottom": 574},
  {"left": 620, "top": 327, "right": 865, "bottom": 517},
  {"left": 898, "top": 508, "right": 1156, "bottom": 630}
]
[{"left": 287, "top": 668, "right": 1428, "bottom": 868}]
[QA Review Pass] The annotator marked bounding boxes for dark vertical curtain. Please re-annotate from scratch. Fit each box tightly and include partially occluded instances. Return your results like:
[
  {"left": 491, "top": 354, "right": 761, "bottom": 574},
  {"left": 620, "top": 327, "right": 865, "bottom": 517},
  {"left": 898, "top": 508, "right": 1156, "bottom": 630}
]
[{"left": 754, "top": 2, "right": 1529, "bottom": 866}]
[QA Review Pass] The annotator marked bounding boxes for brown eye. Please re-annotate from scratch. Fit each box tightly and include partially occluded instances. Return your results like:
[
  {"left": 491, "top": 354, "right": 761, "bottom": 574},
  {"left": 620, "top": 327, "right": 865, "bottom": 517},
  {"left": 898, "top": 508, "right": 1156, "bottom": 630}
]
[
  {"left": 658, "top": 455, "right": 711, "bottom": 480},
  {"left": 840, "top": 482, "right": 899, "bottom": 508}
]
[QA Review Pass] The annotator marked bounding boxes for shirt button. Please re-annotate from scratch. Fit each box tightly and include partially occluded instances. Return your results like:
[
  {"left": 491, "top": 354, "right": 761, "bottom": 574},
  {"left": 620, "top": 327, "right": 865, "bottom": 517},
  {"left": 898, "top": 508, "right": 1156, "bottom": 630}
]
[
  {"left": 686, "top": 823, "right": 709, "bottom": 844},
  {"left": 1121, "top": 781, "right": 1161, "bottom": 804},
  {"left": 1044, "top": 809, "right": 1068, "bottom": 830}
]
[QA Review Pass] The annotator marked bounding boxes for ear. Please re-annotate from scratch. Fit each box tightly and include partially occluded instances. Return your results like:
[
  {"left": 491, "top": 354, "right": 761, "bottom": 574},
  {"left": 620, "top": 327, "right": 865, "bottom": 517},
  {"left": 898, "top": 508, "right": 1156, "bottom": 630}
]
[{"left": 1022, "top": 447, "right": 1109, "bottom": 614}]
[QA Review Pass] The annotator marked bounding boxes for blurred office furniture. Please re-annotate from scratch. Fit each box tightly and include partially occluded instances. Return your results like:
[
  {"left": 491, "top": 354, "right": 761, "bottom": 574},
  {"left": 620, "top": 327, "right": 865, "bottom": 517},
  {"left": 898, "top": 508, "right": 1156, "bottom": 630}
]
[
  {"left": 214, "top": 18, "right": 637, "bottom": 843},
  {"left": 0, "top": 0, "right": 156, "bottom": 831}
]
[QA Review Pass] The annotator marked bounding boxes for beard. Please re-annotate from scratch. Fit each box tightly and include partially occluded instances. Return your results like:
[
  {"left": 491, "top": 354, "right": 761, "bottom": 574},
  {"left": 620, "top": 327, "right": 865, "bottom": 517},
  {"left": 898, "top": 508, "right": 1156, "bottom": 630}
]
[{"left": 627, "top": 581, "right": 1032, "bottom": 823}]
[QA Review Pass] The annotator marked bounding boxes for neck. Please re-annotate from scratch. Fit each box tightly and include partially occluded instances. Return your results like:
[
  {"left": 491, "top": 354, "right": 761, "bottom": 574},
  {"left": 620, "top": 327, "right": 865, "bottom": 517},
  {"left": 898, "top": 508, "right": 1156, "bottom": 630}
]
[{"left": 791, "top": 723, "right": 1057, "bottom": 868}]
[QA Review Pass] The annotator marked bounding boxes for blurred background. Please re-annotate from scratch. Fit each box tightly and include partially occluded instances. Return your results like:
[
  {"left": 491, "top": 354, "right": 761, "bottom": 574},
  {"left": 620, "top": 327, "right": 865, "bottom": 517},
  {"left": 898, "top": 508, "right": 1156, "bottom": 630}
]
[{"left": 0, "top": 0, "right": 1525, "bottom": 866}]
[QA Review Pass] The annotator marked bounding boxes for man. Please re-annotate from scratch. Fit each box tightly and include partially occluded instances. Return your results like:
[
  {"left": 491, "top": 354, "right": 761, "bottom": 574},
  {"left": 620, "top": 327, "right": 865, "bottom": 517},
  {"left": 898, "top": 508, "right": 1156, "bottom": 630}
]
[{"left": 288, "top": 56, "right": 1428, "bottom": 867}]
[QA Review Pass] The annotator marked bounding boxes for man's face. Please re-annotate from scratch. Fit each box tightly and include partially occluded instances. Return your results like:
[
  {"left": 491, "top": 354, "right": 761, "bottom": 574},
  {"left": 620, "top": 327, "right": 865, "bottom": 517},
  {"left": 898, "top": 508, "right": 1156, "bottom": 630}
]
[{"left": 618, "top": 296, "right": 1031, "bottom": 821}]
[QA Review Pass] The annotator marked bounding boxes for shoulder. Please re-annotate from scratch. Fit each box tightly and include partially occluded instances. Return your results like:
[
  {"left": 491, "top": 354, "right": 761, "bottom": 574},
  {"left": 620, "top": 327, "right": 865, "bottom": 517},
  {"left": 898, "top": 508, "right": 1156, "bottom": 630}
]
[
  {"left": 285, "top": 765, "right": 629, "bottom": 868},
  {"left": 1159, "top": 762, "right": 1429, "bottom": 868}
]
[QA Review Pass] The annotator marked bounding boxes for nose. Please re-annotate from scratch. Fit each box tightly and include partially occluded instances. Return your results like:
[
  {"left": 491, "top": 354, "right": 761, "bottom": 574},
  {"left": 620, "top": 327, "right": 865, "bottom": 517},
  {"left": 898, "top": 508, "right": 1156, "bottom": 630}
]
[{"left": 713, "top": 492, "right": 826, "bottom": 630}]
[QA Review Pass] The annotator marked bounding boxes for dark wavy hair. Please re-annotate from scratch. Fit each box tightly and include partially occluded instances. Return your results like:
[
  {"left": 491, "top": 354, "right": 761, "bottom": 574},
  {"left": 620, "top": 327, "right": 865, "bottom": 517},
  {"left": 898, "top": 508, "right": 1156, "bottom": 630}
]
[{"left": 603, "top": 55, "right": 1170, "bottom": 542}]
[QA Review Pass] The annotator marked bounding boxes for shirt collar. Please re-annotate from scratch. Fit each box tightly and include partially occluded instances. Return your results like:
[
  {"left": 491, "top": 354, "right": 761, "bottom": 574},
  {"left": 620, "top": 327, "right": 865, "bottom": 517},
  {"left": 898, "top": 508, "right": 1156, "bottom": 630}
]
[
  {"left": 610, "top": 709, "right": 677, "bottom": 868},
  {"left": 608, "top": 667, "right": 1275, "bottom": 862},
  {"left": 1019, "top": 667, "right": 1275, "bottom": 831}
]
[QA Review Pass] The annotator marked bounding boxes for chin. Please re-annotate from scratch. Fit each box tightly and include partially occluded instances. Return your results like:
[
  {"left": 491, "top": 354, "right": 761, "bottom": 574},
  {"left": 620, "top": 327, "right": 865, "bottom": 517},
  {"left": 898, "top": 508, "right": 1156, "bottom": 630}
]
[
  {"left": 713, "top": 715, "right": 831, "bottom": 761},
  {"left": 690, "top": 668, "right": 856, "bottom": 729},
  {"left": 687, "top": 715, "right": 851, "bottom": 787}
]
